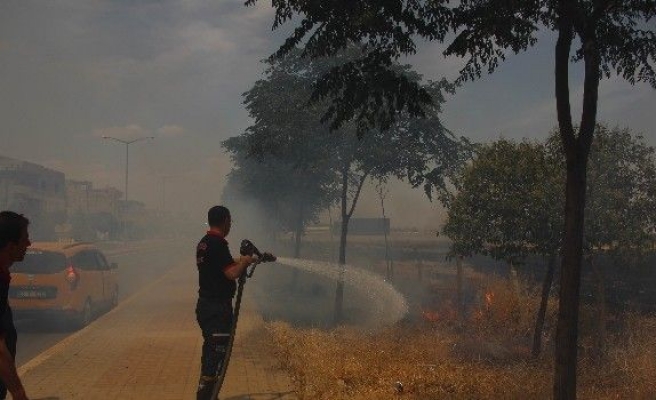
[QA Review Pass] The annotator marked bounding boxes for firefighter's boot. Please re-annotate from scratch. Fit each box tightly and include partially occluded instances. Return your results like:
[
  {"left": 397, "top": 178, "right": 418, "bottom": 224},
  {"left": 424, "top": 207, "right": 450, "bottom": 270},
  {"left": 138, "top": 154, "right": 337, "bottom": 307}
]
[{"left": 196, "top": 376, "right": 216, "bottom": 400}]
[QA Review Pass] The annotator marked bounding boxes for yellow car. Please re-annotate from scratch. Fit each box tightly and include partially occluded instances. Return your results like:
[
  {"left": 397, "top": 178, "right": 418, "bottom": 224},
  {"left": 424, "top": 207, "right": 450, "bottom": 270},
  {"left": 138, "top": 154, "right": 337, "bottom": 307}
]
[{"left": 9, "top": 242, "right": 119, "bottom": 328}]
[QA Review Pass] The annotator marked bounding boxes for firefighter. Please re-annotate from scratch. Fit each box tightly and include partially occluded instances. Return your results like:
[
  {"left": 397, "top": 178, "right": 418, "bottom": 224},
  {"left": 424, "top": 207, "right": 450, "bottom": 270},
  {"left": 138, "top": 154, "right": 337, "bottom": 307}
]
[{"left": 195, "top": 206, "right": 253, "bottom": 400}]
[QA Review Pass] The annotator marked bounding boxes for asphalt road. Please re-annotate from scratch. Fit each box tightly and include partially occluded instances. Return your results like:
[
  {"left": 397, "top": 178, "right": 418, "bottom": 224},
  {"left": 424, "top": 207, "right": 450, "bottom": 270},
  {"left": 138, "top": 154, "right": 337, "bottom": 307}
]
[{"left": 15, "top": 240, "right": 193, "bottom": 367}]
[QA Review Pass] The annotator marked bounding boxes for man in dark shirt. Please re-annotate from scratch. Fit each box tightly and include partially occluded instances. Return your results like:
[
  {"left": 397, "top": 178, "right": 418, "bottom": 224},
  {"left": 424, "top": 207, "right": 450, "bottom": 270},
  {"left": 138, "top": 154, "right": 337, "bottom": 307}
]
[
  {"left": 0, "top": 211, "right": 30, "bottom": 400},
  {"left": 195, "top": 206, "right": 253, "bottom": 400}
]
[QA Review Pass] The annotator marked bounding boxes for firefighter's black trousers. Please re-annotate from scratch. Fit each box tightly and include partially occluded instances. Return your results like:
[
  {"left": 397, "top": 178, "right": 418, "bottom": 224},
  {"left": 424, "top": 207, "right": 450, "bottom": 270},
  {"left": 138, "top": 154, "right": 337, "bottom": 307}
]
[{"left": 195, "top": 297, "right": 234, "bottom": 378}]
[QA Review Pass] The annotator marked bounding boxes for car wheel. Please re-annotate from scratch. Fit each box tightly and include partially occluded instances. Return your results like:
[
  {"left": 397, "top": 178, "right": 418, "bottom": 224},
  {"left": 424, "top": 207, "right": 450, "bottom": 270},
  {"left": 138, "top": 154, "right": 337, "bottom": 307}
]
[{"left": 75, "top": 299, "right": 93, "bottom": 329}]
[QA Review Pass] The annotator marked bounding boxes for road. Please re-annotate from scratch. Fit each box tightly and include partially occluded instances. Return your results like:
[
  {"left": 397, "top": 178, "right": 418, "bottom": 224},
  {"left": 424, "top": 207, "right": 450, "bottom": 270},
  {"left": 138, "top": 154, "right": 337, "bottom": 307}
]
[{"left": 15, "top": 240, "right": 192, "bottom": 367}]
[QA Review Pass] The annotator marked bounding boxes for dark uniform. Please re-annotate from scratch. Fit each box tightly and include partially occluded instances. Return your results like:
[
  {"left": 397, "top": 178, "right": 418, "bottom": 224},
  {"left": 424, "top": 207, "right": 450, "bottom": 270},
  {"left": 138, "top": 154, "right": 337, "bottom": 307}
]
[
  {"left": 195, "top": 230, "right": 236, "bottom": 395},
  {"left": 0, "top": 268, "right": 17, "bottom": 400}
]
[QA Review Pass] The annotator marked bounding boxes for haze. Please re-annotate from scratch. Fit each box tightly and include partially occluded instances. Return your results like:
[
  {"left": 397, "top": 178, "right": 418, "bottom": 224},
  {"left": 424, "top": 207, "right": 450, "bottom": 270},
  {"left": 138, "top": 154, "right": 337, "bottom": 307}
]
[{"left": 1, "top": 1, "right": 654, "bottom": 229}]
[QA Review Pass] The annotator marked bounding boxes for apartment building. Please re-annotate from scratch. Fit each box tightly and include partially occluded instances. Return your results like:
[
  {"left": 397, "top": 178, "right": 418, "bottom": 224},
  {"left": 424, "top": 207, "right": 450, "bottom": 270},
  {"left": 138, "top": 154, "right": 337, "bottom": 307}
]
[
  {"left": 66, "top": 180, "right": 122, "bottom": 216},
  {"left": 0, "top": 155, "right": 67, "bottom": 239}
]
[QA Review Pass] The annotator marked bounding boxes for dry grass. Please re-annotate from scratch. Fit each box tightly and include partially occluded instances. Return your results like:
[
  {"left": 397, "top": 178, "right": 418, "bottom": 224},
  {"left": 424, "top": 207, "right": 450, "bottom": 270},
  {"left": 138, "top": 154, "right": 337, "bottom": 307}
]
[{"left": 265, "top": 275, "right": 656, "bottom": 399}]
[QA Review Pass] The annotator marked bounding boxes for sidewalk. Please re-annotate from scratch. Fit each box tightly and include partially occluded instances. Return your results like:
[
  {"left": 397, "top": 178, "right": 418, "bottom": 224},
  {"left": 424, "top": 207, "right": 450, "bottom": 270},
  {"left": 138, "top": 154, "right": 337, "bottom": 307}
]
[{"left": 17, "top": 262, "right": 298, "bottom": 400}]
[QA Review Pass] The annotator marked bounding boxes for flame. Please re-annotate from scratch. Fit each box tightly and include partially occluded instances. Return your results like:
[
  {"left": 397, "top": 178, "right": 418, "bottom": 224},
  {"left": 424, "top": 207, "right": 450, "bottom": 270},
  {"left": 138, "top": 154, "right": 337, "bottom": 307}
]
[
  {"left": 485, "top": 291, "right": 494, "bottom": 309},
  {"left": 422, "top": 309, "right": 440, "bottom": 322}
]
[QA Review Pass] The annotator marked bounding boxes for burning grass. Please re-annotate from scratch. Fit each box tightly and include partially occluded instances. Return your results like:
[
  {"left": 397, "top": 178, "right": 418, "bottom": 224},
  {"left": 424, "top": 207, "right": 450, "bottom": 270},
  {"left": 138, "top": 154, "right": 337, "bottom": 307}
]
[{"left": 264, "top": 275, "right": 656, "bottom": 399}]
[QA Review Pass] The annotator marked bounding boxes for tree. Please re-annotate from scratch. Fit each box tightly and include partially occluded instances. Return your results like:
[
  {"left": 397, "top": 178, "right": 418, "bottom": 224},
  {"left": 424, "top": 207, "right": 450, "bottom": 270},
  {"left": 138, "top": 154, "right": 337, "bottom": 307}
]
[
  {"left": 326, "top": 114, "right": 472, "bottom": 323},
  {"left": 247, "top": 1, "right": 656, "bottom": 397},
  {"left": 375, "top": 180, "right": 393, "bottom": 281},
  {"left": 546, "top": 124, "right": 656, "bottom": 358},
  {"left": 230, "top": 47, "right": 471, "bottom": 323},
  {"left": 445, "top": 140, "right": 562, "bottom": 264},
  {"left": 223, "top": 137, "right": 337, "bottom": 257},
  {"left": 443, "top": 138, "right": 563, "bottom": 356},
  {"left": 222, "top": 50, "right": 341, "bottom": 255},
  {"left": 445, "top": 124, "right": 656, "bottom": 360}
]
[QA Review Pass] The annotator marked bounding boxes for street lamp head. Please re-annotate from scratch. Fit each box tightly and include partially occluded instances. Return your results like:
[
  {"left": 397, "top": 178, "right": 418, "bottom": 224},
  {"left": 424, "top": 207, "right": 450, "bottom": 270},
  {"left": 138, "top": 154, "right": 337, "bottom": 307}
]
[
  {"left": 101, "top": 135, "right": 128, "bottom": 144},
  {"left": 101, "top": 135, "right": 156, "bottom": 144},
  {"left": 132, "top": 136, "right": 156, "bottom": 144}
]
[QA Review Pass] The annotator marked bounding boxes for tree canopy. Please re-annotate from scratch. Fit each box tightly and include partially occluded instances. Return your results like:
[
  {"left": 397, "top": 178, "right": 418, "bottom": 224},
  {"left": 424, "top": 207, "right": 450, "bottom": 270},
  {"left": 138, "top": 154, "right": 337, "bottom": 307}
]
[
  {"left": 222, "top": 136, "right": 337, "bottom": 247},
  {"left": 443, "top": 139, "right": 563, "bottom": 263},
  {"left": 222, "top": 54, "right": 340, "bottom": 249},
  {"left": 246, "top": 0, "right": 655, "bottom": 132},
  {"left": 544, "top": 125, "right": 656, "bottom": 259}
]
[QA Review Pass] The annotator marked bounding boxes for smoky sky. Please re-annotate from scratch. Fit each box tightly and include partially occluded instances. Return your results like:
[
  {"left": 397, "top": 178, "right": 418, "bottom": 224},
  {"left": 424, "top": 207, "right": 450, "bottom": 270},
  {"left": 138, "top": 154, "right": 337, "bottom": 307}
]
[{"left": 1, "top": 1, "right": 654, "bottom": 229}]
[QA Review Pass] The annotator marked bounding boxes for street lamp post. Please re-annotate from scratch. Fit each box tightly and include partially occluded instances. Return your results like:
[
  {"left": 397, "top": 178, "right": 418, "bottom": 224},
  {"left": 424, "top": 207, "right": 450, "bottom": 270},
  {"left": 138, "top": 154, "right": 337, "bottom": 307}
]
[
  {"left": 102, "top": 136, "right": 155, "bottom": 203},
  {"left": 102, "top": 135, "right": 154, "bottom": 240}
]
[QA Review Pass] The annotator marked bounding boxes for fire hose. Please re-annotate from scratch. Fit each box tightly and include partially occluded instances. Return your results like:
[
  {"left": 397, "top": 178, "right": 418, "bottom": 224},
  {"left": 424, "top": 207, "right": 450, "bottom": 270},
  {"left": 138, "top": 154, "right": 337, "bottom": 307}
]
[{"left": 208, "top": 239, "right": 276, "bottom": 400}]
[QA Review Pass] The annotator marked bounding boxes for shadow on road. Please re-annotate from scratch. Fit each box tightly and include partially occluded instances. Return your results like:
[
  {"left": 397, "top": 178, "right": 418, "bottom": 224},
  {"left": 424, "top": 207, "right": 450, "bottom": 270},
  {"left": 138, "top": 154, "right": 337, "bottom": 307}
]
[{"left": 14, "top": 318, "right": 75, "bottom": 333}]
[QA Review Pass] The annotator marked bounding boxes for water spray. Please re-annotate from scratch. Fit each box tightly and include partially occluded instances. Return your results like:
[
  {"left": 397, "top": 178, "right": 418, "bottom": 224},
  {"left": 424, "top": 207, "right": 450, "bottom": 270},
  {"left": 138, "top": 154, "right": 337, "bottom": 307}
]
[{"left": 274, "top": 257, "right": 409, "bottom": 330}]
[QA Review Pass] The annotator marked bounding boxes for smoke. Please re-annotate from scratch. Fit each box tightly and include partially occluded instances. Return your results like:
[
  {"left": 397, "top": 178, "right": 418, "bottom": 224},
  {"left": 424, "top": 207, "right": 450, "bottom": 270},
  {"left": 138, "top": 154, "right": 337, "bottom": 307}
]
[
  {"left": 219, "top": 195, "right": 274, "bottom": 253},
  {"left": 354, "top": 178, "right": 448, "bottom": 231}
]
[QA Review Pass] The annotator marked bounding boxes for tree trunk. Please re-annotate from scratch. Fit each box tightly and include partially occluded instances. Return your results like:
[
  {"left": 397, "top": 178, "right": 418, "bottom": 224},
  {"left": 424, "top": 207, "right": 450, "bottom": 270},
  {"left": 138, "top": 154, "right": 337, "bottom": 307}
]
[
  {"left": 333, "top": 161, "right": 368, "bottom": 326},
  {"left": 533, "top": 254, "right": 557, "bottom": 358},
  {"left": 553, "top": 3, "right": 599, "bottom": 398},
  {"left": 293, "top": 201, "right": 304, "bottom": 258},
  {"left": 554, "top": 154, "right": 588, "bottom": 400},
  {"left": 378, "top": 187, "right": 391, "bottom": 280},
  {"left": 334, "top": 168, "right": 349, "bottom": 325},
  {"left": 289, "top": 204, "right": 304, "bottom": 291},
  {"left": 456, "top": 255, "right": 464, "bottom": 321},
  {"left": 328, "top": 206, "right": 337, "bottom": 264},
  {"left": 333, "top": 215, "right": 348, "bottom": 323},
  {"left": 590, "top": 255, "right": 607, "bottom": 359},
  {"left": 381, "top": 193, "right": 392, "bottom": 280}
]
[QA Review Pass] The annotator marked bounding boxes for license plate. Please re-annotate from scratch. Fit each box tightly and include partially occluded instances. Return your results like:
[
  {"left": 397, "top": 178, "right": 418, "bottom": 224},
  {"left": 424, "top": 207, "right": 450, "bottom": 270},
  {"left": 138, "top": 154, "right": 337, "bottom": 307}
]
[{"left": 13, "top": 290, "right": 49, "bottom": 299}]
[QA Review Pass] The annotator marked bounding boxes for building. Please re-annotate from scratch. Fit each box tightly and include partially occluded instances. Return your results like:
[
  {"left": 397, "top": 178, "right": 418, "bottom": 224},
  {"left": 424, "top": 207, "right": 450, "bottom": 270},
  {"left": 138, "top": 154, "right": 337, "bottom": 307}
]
[
  {"left": 66, "top": 180, "right": 122, "bottom": 216},
  {"left": 1, "top": 155, "right": 153, "bottom": 241},
  {"left": 65, "top": 180, "right": 123, "bottom": 241},
  {"left": 0, "top": 155, "right": 66, "bottom": 239}
]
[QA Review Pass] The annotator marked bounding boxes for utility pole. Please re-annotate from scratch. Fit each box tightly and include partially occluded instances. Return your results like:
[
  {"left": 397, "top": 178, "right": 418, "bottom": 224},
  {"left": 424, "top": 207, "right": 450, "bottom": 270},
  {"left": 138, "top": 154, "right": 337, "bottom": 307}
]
[{"left": 102, "top": 135, "right": 154, "bottom": 239}]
